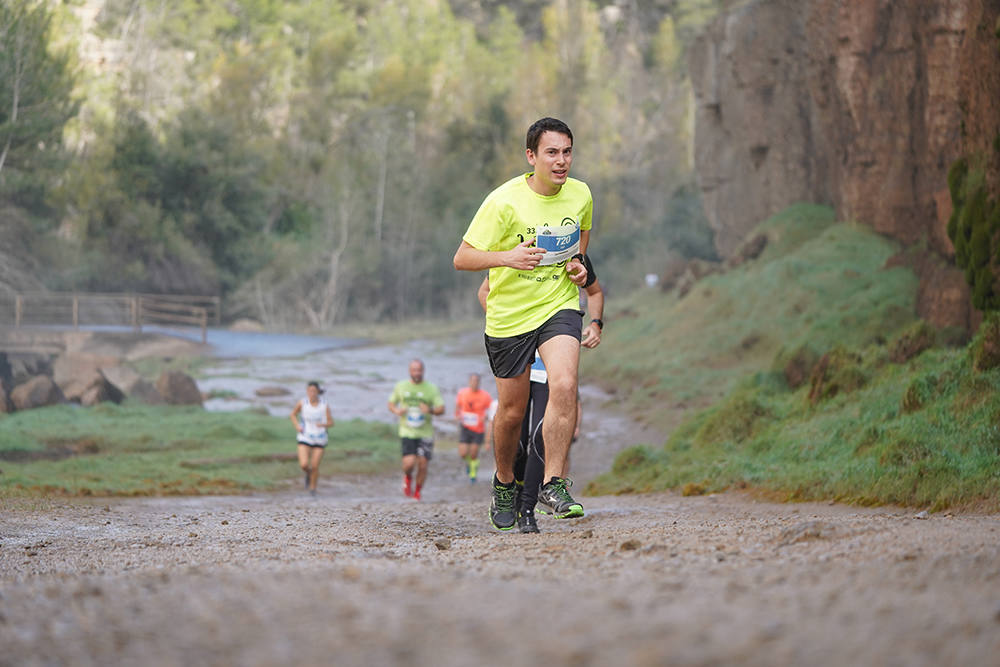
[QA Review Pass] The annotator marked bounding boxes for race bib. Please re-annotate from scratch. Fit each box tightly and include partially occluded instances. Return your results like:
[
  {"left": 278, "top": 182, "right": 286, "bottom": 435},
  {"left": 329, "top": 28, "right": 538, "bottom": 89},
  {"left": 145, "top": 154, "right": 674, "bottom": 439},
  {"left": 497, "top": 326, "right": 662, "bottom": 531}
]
[
  {"left": 529, "top": 355, "right": 548, "bottom": 384},
  {"left": 460, "top": 411, "right": 479, "bottom": 427},
  {"left": 535, "top": 223, "right": 580, "bottom": 266},
  {"left": 406, "top": 406, "right": 426, "bottom": 429}
]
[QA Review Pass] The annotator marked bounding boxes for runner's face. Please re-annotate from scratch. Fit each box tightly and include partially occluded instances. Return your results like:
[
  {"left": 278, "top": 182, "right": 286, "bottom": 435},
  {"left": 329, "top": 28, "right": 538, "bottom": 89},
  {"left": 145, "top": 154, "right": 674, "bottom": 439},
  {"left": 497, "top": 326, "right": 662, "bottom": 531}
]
[
  {"left": 468, "top": 375, "right": 480, "bottom": 391},
  {"left": 306, "top": 385, "right": 319, "bottom": 401},
  {"left": 527, "top": 131, "right": 573, "bottom": 195},
  {"left": 409, "top": 362, "right": 424, "bottom": 384}
]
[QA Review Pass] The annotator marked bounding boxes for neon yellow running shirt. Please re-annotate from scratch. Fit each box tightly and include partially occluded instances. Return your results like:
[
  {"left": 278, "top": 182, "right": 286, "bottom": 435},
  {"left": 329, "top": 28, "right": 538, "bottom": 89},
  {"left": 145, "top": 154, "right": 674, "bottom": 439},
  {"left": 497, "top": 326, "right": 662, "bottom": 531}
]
[
  {"left": 389, "top": 380, "right": 444, "bottom": 439},
  {"left": 463, "top": 173, "right": 593, "bottom": 338}
]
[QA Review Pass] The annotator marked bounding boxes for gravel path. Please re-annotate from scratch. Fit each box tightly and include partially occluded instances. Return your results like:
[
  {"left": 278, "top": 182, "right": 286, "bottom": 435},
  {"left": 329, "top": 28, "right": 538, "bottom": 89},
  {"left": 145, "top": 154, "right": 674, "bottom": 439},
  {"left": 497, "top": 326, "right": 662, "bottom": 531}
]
[
  {"left": 2, "top": 335, "right": 998, "bottom": 665},
  {"left": 2, "top": 473, "right": 999, "bottom": 666}
]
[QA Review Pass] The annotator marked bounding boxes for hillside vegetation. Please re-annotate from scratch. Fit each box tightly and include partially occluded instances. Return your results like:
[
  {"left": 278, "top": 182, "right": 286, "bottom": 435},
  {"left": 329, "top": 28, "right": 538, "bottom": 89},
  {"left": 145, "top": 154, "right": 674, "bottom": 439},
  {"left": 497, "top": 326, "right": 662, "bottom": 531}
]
[
  {"left": 584, "top": 204, "right": 1000, "bottom": 511},
  {"left": 2, "top": 0, "right": 722, "bottom": 326}
]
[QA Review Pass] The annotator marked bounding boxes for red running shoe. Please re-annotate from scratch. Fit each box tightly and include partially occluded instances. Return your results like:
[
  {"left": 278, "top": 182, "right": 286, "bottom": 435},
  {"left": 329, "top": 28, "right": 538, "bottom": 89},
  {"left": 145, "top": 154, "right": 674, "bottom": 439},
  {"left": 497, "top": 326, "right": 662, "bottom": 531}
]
[
  {"left": 402, "top": 475, "right": 413, "bottom": 497},
  {"left": 413, "top": 487, "right": 422, "bottom": 501}
]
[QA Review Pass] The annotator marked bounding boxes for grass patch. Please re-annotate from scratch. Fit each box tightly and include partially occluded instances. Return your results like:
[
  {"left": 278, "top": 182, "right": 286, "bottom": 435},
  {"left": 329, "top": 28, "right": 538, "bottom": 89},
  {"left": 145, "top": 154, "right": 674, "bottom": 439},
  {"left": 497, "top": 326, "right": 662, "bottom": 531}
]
[
  {"left": 583, "top": 204, "right": 917, "bottom": 429},
  {"left": 586, "top": 203, "right": 1000, "bottom": 511},
  {"left": 0, "top": 404, "right": 397, "bottom": 497},
  {"left": 589, "top": 344, "right": 1000, "bottom": 511}
]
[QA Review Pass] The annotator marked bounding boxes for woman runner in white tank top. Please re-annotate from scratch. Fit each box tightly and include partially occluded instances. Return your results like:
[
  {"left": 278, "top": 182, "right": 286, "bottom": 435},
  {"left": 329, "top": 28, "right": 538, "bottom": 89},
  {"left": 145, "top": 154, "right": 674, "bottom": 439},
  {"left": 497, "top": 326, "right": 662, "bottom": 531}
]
[{"left": 290, "top": 381, "right": 334, "bottom": 496}]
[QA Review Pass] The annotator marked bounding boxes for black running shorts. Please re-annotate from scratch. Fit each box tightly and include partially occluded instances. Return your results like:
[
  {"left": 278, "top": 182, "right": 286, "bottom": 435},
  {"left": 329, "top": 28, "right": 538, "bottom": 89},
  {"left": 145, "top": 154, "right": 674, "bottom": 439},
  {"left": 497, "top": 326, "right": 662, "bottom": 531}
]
[
  {"left": 296, "top": 439, "right": 327, "bottom": 449},
  {"left": 400, "top": 437, "right": 433, "bottom": 460},
  {"left": 459, "top": 425, "right": 485, "bottom": 445},
  {"left": 484, "top": 309, "right": 583, "bottom": 379}
]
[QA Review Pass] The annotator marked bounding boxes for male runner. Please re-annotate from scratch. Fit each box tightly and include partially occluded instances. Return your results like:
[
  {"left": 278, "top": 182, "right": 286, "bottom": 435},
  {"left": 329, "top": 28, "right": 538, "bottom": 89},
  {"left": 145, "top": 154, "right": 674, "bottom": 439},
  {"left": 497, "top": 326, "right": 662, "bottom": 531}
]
[
  {"left": 455, "top": 118, "right": 593, "bottom": 530},
  {"left": 388, "top": 359, "right": 444, "bottom": 501},
  {"left": 479, "top": 267, "right": 604, "bottom": 533},
  {"left": 455, "top": 373, "right": 493, "bottom": 483}
]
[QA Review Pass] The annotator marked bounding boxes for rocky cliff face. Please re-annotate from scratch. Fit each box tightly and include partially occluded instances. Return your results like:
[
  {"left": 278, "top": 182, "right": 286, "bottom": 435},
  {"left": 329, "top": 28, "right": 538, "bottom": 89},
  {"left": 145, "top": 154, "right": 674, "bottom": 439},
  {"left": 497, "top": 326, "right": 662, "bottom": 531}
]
[{"left": 690, "top": 0, "right": 1000, "bottom": 329}]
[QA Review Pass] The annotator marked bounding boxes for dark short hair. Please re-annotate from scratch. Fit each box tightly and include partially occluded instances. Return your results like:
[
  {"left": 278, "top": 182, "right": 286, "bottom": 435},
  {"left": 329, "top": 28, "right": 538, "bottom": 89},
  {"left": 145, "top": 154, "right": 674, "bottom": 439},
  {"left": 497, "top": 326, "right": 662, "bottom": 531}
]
[{"left": 526, "top": 117, "right": 573, "bottom": 154}]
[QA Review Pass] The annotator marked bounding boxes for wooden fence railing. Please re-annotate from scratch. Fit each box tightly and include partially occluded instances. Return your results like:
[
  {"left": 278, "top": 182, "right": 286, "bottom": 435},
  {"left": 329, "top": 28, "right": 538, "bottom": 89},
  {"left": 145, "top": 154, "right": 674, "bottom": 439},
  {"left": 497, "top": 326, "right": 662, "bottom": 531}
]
[{"left": 1, "top": 292, "right": 221, "bottom": 344}]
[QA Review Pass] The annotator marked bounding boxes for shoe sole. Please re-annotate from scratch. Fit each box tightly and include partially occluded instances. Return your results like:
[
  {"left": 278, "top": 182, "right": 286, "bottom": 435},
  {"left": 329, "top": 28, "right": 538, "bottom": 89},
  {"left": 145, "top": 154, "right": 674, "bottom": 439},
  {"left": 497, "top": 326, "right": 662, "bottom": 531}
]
[
  {"left": 537, "top": 504, "right": 584, "bottom": 519},
  {"left": 490, "top": 516, "right": 516, "bottom": 531}
]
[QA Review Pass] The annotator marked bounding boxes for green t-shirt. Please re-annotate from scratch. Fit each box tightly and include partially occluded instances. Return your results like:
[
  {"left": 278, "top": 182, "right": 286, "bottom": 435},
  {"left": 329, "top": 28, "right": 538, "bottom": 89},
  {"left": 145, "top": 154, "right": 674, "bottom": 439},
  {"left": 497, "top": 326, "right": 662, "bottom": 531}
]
[
  {"left": 463, "top": 173, "right": 593, "bottom": 338},
  {"left": 389, "top": 380, "right": 444, "bottom": 439}
]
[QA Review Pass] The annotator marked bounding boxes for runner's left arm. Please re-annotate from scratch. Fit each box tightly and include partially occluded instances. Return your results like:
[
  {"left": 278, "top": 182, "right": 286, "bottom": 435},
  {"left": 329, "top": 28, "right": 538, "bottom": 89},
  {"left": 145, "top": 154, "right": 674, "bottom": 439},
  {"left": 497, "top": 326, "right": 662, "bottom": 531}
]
[
  {"left": 431, "top": 389, "right": 446, "bottom": 416},
  {"left": 582, "top": 260, "right": 604, "bottom": 349}
]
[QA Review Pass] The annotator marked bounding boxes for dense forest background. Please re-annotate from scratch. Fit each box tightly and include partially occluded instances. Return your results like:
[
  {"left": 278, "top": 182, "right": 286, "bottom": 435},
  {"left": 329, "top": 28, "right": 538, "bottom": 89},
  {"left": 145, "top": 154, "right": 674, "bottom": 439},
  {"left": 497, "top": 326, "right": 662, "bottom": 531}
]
[{"left": 0, "top": 0, "right": 725, "bottom": 327}]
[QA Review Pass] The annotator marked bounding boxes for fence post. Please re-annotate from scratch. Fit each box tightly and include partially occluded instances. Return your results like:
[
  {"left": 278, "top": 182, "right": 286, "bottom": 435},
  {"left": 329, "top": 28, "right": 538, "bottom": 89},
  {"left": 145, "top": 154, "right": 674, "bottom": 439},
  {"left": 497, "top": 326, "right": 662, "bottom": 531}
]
[
  {"left": 201, "top": 307, "right": 208, "bottom": 344},
  {"left": 15, "top": 295, "right": 22, "bottom": 327},
  {"left": 73, "top": 295, "right": 79, "bottom": 329},
  {"left": 213, "top": 296, "right": 221, "bottom": 326},
  {"left": 131, "top": 296, "right": 140, "bottom": 332}
]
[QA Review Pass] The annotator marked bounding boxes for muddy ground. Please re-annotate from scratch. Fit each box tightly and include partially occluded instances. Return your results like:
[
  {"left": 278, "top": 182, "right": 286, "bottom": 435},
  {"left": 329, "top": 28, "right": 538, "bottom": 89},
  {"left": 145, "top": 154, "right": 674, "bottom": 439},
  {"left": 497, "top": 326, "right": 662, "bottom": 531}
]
[
  {"left": 2, "top": 334, "right": 999, "bottom": 666},
  {"left": 2, "top": 481, "right": 999, "bottom": 667}
]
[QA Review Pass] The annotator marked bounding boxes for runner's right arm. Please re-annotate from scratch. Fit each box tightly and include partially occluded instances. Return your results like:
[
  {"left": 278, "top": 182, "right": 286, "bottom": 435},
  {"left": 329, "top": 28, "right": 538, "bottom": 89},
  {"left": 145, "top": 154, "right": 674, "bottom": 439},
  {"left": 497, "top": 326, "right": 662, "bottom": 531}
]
[
  {"left": 453, "top": 239, "right": 546, "bottom": 271},
  {"left": 290, "top": 400, "right": 303, "bottom": 432}
]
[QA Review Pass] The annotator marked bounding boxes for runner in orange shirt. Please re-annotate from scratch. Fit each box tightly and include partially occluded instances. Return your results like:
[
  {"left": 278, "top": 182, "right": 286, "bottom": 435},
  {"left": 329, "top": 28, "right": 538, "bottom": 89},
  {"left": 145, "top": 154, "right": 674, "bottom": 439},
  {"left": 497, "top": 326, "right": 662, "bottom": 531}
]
[{"left": 455, "top": 373, "right": 493, "bottom": 483}]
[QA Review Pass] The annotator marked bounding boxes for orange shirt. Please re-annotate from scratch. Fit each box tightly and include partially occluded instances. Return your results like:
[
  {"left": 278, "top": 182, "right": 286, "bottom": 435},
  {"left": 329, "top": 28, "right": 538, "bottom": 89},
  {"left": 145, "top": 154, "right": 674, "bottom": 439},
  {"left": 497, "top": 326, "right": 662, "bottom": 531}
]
[{"left": 455, "top": 388, "right": 493, "bottom": 433}]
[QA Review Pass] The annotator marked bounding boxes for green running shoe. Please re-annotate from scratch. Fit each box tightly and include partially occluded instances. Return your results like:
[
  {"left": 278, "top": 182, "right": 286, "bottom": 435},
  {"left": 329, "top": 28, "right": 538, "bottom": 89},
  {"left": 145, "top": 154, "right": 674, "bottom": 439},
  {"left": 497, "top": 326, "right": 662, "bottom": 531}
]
[
  {"left": 537, "top": 477, "right": 584, "bottom": 519},
  {"left": 489, "top": 475, "right": 518, "bottom": 531}
]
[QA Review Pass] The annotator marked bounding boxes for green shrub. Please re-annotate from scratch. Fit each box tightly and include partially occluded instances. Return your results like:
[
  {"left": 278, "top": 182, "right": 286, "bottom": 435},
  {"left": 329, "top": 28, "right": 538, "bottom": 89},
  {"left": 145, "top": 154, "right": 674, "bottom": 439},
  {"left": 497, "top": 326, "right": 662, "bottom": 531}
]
[
  {"left": 947, "top": 159, "right": 1000, "bottom": 311},
  {"left": 970, "top": 313, "right": 1000, "bottom": 371}
]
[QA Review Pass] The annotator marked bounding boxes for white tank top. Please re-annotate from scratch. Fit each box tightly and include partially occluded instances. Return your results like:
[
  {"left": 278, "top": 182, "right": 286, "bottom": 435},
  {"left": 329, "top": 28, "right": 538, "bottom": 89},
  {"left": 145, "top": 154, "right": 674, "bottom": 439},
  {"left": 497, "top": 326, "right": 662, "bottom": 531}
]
[{"left": 298, "top": 397, "right": 329, "bottom": 445}]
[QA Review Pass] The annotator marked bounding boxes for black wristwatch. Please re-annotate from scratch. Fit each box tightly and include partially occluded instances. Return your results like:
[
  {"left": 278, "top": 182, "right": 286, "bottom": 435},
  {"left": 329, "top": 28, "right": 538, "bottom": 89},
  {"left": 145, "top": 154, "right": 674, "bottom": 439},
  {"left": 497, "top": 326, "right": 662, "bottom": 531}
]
[{"left": 591, "top": 318, "right": 603, "bottom": 331}]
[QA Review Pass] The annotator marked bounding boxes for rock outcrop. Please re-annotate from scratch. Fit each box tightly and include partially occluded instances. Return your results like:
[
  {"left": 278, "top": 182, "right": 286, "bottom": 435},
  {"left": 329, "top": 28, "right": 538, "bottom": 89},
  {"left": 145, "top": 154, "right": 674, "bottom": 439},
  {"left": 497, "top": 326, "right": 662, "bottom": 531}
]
[
  {"left": 155, "top": 370, "right": 203, "bottom": 406},
  {"left": 53, "top": 354, "right": 119, "bottom": 404},
  {"left": 10, "top": 376, "right": 66, "bottom": 411},
  {"left": 690, "top": 0, "right": 1000, "bottom": 329},
  {"left": 102, "top": 365, "right": 163, "bottom": 405}
]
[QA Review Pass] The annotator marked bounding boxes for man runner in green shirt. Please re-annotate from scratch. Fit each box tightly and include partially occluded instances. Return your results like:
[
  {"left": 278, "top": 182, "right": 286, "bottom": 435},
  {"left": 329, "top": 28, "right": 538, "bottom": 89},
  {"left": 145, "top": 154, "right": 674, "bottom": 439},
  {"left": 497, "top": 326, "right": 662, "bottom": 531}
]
[
  {"left": 453, "top": 117, "right": 592, "bottom": 530},
  {"left": 388, "top": 358, "right": 445, "bottom": 501}
]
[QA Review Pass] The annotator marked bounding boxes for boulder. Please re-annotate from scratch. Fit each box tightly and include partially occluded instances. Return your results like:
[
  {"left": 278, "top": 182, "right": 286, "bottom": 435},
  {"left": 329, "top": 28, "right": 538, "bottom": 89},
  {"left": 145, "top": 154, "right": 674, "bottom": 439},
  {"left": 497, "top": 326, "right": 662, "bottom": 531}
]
[
  {"left": 101, "top": 365, "right": 163, "bottom": 404},
  {"left": 128, "top": 379, "right": 164, "bottom": 405},
  {"left": 10, "top": 375, "right": 65, "bottom": 411},
  {"left": 100, "top": 365, "right": 143, "bottom": 393},
  {"left": 53, "top": 354, "right": 118, "bottom": 403},
  {"left": 5, "top": 353, "right": 53, "bottom": 387},
  {"left": 156, "top": 370, "right": 203, "bottom": 406},
  {"left": 0, "top": 378, "right": 12, "bottom": 413},
  {"left": 79, "top": 371, "right": 125, "bottom": 407}
]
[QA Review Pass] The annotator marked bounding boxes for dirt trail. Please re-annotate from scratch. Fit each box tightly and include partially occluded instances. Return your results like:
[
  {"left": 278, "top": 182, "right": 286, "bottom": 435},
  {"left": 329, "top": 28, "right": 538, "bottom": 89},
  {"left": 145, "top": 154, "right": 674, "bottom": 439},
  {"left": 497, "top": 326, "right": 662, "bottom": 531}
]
[
  {"left": 2, "top": 335, "right": 999, "bottom": 665},
  {"left": 3, "top": 470, "right": 999, "bottom": 665}
]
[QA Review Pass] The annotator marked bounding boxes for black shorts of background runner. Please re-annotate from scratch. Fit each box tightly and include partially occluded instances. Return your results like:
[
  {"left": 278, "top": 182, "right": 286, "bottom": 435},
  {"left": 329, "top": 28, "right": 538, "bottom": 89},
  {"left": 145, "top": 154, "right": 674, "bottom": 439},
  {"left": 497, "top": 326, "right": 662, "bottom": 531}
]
[
  {"left": 484, "top": 309, "right": 583, "bottom": 379},
  {"left": 400, "top": 437, "right": 434, "bottom": 460},
  {"left": 295, "top": 440, "right": 327, "bottom": 449},
  {"left": 458, "top": 425, "right": 485, "bottom": 445},
  {"left": 513, "top": 380, "right": 549, "bottom": 513}
]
